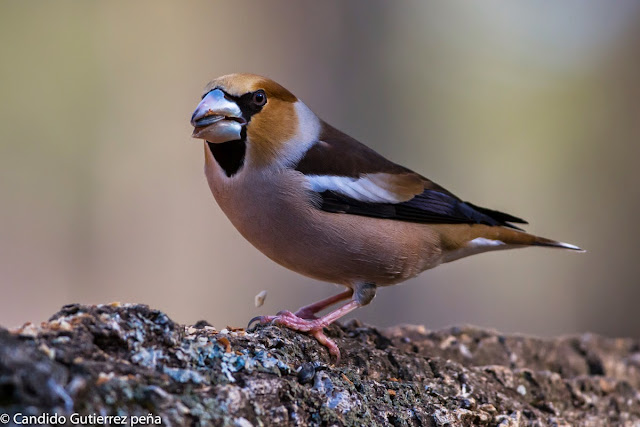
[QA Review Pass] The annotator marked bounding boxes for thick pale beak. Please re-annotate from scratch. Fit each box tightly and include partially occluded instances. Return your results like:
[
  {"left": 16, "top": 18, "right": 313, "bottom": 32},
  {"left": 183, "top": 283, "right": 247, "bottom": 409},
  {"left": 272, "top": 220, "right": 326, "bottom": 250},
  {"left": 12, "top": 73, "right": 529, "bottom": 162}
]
[{"left": 191, "top": 89, "right": 246, "bottom": 143}]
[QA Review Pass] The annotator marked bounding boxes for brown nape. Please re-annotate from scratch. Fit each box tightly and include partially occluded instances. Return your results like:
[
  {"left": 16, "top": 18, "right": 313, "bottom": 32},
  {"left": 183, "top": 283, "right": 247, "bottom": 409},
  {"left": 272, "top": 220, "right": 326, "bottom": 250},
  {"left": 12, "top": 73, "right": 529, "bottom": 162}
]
[{"left": 258, "top": 78, "right": 297, "bottom": 103}]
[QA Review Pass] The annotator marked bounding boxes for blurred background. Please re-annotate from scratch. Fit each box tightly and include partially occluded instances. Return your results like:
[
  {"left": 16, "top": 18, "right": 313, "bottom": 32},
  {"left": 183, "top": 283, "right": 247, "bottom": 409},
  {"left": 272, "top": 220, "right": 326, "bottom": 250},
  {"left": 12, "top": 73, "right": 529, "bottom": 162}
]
[{"left": 1, "top": 1, "right": 639, "bottom": 338}]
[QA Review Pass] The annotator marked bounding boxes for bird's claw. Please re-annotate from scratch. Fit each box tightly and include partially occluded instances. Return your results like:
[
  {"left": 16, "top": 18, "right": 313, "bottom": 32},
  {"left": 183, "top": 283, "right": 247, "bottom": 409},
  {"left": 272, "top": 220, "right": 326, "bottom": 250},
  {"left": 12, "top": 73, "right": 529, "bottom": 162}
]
[
  {"left": 247, "top": 311, "right": 341, "bottom": 362},
  {"left": 247, "top": 315, "right": 269, "bottom": 330}
]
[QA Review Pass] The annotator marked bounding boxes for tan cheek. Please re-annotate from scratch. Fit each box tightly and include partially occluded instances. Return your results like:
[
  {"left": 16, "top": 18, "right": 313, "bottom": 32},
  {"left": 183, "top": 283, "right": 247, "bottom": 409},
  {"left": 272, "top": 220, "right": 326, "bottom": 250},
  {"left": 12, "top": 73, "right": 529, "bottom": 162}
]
[{"left": 247, "top": 100, "right": 297, "bottom": 165}]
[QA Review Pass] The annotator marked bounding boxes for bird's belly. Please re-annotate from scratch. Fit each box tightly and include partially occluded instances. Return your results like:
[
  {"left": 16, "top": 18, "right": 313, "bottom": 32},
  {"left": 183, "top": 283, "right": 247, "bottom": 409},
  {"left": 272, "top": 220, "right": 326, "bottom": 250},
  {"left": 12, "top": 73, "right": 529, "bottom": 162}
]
[{"left": 209, "top": 175, "right": 443, "bottom": 287}]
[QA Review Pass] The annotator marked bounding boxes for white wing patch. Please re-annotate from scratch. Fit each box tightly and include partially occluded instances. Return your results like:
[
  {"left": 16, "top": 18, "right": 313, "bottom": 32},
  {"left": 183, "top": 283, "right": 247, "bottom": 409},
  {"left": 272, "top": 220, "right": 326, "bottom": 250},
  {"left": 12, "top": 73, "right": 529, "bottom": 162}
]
[
  {"left": 468, "top": 237, "right": 505, "bottom": 248},
  {"left": 305, "top": 174, "right": 412, "bottom": 203},
  {"left": 442, "top": 237, "right": 510, "bottom": 263}
]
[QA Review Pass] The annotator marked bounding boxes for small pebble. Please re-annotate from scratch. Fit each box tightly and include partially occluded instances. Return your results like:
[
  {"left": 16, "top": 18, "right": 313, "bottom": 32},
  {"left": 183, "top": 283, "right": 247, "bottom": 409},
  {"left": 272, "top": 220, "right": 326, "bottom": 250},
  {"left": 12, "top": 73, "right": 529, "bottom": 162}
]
[
  {"left": 479, "top": 403, "right": 497, "bottom": 413},
  {"left": 458, "top": 343, "right": 473, "bottom": 358},
  {"left": 193, "top": 320, "right": 213, "bottom": 328},
  {"left": 96, "top": 372, "right": 114, "bottom": 385},
  {"left": 38, "top": 343, "right": 56, "bottom": 360},
  {"left": 460, "top": 398, "right": 475, "bottom": 409},
  {"left": 297, "top": 362, "right": 316, "bottom": 384},
  {"left": 254, "top": 290, "right": 268, "bottom": 307},
  {"left": 233, "top": 417, "right": 253, "bottom": 427},
  {"left": 16, "top": 323, "right": 38, "bottom": 337}
]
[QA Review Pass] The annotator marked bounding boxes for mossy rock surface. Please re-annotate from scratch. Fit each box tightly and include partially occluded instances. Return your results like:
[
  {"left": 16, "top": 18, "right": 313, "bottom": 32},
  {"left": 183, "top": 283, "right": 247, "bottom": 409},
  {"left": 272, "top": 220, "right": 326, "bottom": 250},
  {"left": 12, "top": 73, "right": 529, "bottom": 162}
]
[{"left": 1, "top": 303, "right": 639, "bottom": 426}]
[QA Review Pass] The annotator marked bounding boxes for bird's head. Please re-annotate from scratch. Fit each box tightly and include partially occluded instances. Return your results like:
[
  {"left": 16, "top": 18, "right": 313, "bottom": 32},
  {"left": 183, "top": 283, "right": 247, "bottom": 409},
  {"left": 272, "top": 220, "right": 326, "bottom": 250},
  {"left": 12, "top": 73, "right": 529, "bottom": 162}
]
[{"left": 191, "top": 73, "right": 320, "bottom": 175}]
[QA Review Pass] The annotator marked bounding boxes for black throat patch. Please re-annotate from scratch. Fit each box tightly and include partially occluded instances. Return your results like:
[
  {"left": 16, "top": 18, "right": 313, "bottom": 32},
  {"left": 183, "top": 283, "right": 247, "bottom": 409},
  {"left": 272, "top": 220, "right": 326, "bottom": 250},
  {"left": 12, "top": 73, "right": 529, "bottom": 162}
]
[
  {"left": 204, "top": 89, "right": 266, "bottom": 177},
  {"left": 207, "top": 140, "right": 246, "bottom": 177}
]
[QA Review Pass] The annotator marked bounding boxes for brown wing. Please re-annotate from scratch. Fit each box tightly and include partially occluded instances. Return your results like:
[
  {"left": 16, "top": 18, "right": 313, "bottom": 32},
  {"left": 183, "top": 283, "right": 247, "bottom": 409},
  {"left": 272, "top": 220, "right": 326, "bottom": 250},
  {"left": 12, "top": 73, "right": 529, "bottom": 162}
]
[
  {"left": 296, "top": 121, "right": 455, "bottom": 196},
  {"left": 295, "top": 121, "right": 527, "bottom": 229}
]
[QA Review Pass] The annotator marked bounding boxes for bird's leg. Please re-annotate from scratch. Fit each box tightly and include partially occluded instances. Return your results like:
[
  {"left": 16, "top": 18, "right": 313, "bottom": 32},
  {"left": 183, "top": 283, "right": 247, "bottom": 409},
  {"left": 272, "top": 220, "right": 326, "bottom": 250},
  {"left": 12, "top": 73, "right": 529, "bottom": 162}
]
[
  {"left": 294, "top": 289, "right": 354, "bottom": 319},
  {"left": 249, "top": 283, "right": 377, "bottom": 362}
]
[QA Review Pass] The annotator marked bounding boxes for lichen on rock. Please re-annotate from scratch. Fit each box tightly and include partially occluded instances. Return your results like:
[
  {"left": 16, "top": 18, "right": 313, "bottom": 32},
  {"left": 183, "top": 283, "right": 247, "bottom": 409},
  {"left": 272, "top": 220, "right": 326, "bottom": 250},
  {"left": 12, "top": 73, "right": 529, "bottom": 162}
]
[{"left": 1, "top": 303, "right": 639, "bottom": 426}]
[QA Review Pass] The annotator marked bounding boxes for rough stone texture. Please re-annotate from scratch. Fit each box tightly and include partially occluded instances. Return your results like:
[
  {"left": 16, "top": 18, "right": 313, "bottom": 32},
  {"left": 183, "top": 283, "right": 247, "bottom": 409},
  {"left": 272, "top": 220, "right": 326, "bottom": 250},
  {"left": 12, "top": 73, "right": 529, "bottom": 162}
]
[{"left": 1, "top": 303, "right": 640, "bottom": 426}]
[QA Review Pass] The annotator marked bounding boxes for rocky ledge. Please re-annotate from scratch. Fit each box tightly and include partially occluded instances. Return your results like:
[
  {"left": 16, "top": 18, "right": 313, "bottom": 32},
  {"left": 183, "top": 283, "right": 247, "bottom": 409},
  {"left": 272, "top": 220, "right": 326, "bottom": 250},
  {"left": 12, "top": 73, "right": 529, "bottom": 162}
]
[{"left": 1, "top": 303, "right": 639, "bottom": 426}]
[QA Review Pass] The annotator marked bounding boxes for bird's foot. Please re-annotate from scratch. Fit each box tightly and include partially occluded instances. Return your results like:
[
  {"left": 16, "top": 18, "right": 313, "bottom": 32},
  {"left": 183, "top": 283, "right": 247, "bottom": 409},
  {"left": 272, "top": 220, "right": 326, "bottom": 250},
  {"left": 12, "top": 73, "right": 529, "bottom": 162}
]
[
  {"left": 292, "top": 307, "right": 319, "bottom": 320},
  {"left": 248, "top": 310, "right": 340, "bottom": 361}
]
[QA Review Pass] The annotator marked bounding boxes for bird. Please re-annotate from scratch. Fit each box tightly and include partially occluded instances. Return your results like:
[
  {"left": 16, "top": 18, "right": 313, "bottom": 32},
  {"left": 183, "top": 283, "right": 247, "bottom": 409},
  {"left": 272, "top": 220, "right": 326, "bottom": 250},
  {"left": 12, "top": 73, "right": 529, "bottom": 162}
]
[{"left": 190, "top": 73, "right": 583, "bottom": 361}]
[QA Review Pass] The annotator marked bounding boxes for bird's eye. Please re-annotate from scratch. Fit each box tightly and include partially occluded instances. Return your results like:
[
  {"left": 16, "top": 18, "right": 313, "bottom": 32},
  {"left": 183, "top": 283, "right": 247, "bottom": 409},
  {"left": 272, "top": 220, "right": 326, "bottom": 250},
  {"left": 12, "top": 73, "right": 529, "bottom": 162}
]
[{"left": 252, "top": 90, "right": 267, "bottom": 106}]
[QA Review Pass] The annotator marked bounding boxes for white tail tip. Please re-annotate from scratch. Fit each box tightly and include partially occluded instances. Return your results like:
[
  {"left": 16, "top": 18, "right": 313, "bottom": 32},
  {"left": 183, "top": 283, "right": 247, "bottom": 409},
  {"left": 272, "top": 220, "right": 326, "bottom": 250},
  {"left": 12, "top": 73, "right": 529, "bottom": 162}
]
[{"left": 557, "top": 242, "right": 586, "bottom": 252}]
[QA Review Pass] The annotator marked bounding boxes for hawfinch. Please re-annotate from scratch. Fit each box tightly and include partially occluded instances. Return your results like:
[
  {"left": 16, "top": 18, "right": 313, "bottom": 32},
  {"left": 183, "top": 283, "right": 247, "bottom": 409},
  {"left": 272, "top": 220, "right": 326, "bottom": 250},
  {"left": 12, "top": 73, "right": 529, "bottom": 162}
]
[{"left": 190, "top": 73, "right": 583, "bottom": 361}]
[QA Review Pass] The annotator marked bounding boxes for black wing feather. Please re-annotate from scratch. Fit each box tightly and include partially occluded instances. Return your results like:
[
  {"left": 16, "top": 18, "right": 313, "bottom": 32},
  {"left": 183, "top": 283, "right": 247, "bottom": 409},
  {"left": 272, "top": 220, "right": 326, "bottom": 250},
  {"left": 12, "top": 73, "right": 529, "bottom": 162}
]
[{"left": 318, "top": 190, "right": 527, "bottom": 230}]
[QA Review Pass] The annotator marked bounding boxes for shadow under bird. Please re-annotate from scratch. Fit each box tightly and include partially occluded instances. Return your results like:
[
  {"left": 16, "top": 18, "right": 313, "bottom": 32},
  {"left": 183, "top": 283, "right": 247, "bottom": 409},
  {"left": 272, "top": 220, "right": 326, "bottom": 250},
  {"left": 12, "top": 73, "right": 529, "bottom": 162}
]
[{"left": 190, "top": 73, "right": 583, "bottom": 361}]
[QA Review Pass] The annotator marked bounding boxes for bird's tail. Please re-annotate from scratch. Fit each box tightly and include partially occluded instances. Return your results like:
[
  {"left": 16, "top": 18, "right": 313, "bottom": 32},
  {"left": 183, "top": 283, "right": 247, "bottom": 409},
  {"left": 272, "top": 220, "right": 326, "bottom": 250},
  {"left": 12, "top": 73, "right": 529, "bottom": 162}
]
[
  {"left": 493, "top": 227, "right": 584, "bottom": 252},
  {"left": 527, "top": 235, "right": 584, "bottom": 251},
  {"left": 438, "top": 224, "right": 584, "bottom": 263}
]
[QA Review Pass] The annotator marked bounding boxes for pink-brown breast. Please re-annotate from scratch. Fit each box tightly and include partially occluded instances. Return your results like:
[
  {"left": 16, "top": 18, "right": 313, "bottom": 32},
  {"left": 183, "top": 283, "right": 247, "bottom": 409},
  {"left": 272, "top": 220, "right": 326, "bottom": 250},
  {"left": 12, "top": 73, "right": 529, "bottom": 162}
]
[{"left": 204, "top": 145, "right": 444, "bottom": 288}]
